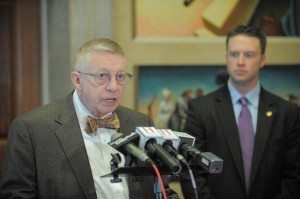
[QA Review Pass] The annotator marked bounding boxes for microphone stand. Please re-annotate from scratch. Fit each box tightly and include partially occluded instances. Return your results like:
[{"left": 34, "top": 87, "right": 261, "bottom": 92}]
[
  {"left": 102, "top": 165, "right": 208, "bottom": 199},
  {"left": 110, "top": 153, "right": 122, "bottom": 183},
  {"left": 104, "top": 155, "right": 212, "bottom": 198}
]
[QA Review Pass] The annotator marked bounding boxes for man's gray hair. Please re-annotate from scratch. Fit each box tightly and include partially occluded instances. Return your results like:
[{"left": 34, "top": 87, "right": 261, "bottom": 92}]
[{"left": 75, "top": 38, "right": 124, "bottom": 71}]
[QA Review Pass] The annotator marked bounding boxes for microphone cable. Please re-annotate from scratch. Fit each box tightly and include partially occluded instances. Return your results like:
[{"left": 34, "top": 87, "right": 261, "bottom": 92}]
[
  {"left": 151, "top": 163, "right": 167, "bottom": 199},
  {"left": 187, "top": 165, "right": 199, "bottom": 199},
  {"left": 163, "top": 143, "right": 198, "bottom": 199}
]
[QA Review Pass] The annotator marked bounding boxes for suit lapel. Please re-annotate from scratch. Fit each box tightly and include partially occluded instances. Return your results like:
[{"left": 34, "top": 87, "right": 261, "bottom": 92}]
[
  {"left": 54, "top": 94, "right": 97, "bottom": 199},
  {"left": 215, "top": 86, "right": 245, "bottom": 182},
  {"left": 116, "top": 107, "right": 155, "bottom": 138},
  {"left": 116, "top": 108, "right": 133, "bottom": 135},
  {"left": 250, "top": 89, "right": 275, "bottom": 183}
]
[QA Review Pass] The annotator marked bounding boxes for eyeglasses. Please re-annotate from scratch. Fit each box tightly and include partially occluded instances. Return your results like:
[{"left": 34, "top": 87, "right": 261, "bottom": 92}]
[{"left": 78, "top": 71, "right": 133, "bottom": 85}]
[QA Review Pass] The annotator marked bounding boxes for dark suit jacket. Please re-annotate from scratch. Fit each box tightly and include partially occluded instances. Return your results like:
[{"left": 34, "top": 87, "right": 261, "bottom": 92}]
[
  {"left": 180, "top": 85, "right": 300, "bottom": 199},
  {"left": 0, "top": 93, "right": 156, "bottom": 199}
]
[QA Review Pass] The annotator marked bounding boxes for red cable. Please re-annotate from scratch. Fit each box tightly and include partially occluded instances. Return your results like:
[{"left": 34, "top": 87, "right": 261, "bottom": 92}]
[{"left": 151, "top": 163, "right": 167, "bottom": 199}]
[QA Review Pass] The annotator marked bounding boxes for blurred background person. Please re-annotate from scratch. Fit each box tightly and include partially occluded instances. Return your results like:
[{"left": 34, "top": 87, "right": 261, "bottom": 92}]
[
  {"left": 155, "top": 88, "right": 175, "bottom": 129},
  {"left": 168, "top": 89, "right": 193, "bottom": 131}
]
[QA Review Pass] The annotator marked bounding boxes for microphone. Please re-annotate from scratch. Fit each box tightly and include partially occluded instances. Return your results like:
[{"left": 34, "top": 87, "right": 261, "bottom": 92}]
[
  {"left": 173, "top": 131, "right": 223, "bottom": 174},
  {"left": 108, "top": 132, "right": 153, "bottom": 165},
  {"left": 156, "top": 129, "right": 189, "bottom": 167},
  {"left": 172, "top": 131, "right": 199, "bottom": 159},
  {"left": 198, "top": 152, "right": 224, "bottom": 174},
  {"left": 135, "top": 127, "right": 182, "bottom": 174}
]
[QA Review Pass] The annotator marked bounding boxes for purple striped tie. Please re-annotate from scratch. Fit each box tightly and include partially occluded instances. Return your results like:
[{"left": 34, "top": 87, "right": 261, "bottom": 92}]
[{"left": 238, "top": 97, "right": 255, "bottom": 194}]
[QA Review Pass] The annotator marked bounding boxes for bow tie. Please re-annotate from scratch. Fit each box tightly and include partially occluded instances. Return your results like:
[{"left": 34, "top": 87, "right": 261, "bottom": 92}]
[{"left": 85, "top": 112, "right": 120, "bottom": 134}]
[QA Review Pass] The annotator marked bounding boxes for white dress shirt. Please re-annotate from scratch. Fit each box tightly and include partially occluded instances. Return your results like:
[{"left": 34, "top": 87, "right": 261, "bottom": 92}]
[{"left": 73, "top": 90, "right": 129, "bottom": 199}]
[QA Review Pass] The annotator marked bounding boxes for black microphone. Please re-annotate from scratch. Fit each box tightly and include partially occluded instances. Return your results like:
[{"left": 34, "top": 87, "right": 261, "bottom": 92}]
[
  {"left": 156, "top": 129, "right": 189, "bottom": 167},
  {"left": 135, "top": 127, "right": 182, "bottom": 174},
  {"left": 173, "top": 131, "right": 224, "bottom": 174},
  {"left": 108, "top": 132, "right": 153, "bottom": 165},
  {"left": 171, "top": 131, "right": 200, "bottom": 159}
]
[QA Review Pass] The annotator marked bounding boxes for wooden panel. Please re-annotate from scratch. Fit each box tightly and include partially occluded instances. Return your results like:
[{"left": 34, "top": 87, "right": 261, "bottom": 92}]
[
  {"left": 0, "top": 138, "right": 7, "bottom": 170},
  {"left": 0, "top": 0, "right": 41, "bottom": 137},
  {"left": 0, "top": 1, "right": 13, "bottom": 137}
]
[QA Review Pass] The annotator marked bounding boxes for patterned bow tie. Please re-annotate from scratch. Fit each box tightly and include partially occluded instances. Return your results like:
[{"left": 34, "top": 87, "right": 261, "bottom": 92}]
[{"left": 85, "top": 112, "right": 120, "bottom": 134}]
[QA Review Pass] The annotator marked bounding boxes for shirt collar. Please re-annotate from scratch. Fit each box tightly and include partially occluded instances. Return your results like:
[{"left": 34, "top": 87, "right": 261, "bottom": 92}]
[{"left": 227, "top": 80, "right": 260, "bottom": 107}]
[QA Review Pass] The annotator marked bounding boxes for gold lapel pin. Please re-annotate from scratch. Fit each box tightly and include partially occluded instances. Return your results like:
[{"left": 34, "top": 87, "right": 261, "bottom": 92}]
[{"left": 266, "top": 111, "right": 272, "bottom": 117}]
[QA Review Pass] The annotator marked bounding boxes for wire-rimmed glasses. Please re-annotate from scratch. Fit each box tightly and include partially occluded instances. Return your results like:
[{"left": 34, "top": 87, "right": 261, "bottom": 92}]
[{"left": 78, "top": 71, "right": 133, "bottom": 85}]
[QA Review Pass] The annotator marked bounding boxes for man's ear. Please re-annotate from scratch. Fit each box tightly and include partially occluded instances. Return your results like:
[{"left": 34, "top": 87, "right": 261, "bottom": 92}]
[
  {"left": 260, "top": 54, "right": 266, "bottom": 69},
  {"left": 71, "top": 71, "right": 82, "bottom": 90}
]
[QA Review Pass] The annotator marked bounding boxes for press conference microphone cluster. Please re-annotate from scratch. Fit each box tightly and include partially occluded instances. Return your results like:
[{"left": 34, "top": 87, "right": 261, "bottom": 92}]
[
  {"left": 108, "top": 127, "right": 223, "bottom": 174},
  {"left": 107, "top": 128, "right": 222, "bottom": 199}
]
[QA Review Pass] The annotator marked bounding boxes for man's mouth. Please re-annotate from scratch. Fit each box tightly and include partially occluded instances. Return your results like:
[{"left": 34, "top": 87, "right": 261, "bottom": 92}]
[
  {"left": 235, "top": 70, "right": 246, "bottom": 74},
  {"left": 104, "top": 98, "right": 117, "bottom": 103}
]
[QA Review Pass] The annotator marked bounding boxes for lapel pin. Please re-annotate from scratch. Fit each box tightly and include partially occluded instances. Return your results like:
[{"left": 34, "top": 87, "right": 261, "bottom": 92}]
[{"left": 266, "top": 111, "right": 272, "bottom": 117}]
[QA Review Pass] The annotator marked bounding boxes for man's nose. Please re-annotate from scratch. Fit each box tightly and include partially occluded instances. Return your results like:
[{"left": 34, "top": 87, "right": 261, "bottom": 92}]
[
  {"left": 237, "top": 54, "right": 245, "bottom": 65},
  {"left": 106, "top": 75, "right": 119, "bottom": 91}
]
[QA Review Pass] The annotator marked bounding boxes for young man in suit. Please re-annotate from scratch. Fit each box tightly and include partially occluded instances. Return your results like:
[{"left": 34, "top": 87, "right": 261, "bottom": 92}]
[
  {"left": 180, "top": 25, "right": 300, "bottom": 199},
  {"left": 0, "top": 38, "right": 177, "bottom": 198}
]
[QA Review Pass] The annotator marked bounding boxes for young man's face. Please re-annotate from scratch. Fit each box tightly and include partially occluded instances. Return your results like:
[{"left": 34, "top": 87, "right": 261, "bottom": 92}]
[{"left": 226, "top": 34, "right": 266, "bottom": 92}]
